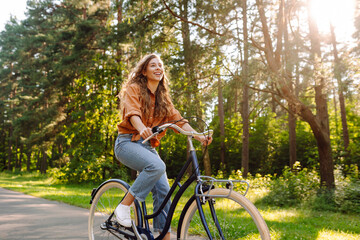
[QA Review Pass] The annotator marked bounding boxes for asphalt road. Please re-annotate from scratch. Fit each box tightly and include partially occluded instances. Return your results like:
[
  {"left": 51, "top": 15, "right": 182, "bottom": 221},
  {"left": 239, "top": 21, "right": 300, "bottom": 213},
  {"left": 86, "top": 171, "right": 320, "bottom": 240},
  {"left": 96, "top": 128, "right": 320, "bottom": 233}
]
[
  {"left": 0, "top": 187, "right": 89, "bottom": 240},
  {"left": 0, "top": 188, "right": 180, "bottom": 240}
]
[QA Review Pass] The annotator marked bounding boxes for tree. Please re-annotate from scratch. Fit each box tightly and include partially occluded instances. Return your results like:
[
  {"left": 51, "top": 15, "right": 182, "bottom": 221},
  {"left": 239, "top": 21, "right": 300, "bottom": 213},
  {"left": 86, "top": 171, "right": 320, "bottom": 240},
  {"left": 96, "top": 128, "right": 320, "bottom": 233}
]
[
  {"left": 217, "top": 74, "right": 226, "bottom": 168},
  {"left": 163, "top": 0, "right": 214, "bottom": 175},
  {"left": 284, "top": 0, "right": 298, "bottom": 168},
  {"left": 330, "top": 24, "right": 350, "bottom": 152},
  {"left": 253, "top": 0, "right": 334, "bottom": 188},
  {"left": 241, "top": 0, "right": 250, "bottom": 178}
]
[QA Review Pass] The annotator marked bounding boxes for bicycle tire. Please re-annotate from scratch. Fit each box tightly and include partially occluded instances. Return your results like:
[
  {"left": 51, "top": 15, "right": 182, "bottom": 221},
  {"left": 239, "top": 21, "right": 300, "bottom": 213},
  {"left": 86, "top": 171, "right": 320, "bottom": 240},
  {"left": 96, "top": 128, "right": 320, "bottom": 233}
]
[
  {"left": 178, "top": 188, "right": 271, "bottom": 240},
  {"left": 88, "top": 181, "right": 140, "bottom": 240}
]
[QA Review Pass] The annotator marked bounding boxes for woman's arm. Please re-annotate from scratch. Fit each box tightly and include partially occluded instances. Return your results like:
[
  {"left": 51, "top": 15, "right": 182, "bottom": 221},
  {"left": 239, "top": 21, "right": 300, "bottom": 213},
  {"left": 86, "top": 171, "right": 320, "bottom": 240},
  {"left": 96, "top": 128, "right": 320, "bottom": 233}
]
[
  {"left": 131, "top": 115, "right": 212, "bottom": 145},
  {"left": 129, "top": 116, "right": 153, "bottom": 140}
]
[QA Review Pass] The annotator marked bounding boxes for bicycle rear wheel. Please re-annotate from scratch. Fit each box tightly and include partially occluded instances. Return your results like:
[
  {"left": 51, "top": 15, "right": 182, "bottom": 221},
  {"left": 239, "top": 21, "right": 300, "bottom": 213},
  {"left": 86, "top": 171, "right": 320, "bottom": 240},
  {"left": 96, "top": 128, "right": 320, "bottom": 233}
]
[
  {"left": 178, "top": 188, "right": 270, "bottom": 240},
  {"left": 88, "top": 180, "right": 139, "bottom": 240}
]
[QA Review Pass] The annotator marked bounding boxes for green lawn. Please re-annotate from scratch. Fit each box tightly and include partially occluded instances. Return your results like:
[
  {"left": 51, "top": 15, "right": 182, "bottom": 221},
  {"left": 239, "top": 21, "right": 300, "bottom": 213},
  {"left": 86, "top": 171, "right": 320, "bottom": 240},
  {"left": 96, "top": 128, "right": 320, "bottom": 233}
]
[{"left": 1, "top": 172, "right": 359, "bottom": 239}]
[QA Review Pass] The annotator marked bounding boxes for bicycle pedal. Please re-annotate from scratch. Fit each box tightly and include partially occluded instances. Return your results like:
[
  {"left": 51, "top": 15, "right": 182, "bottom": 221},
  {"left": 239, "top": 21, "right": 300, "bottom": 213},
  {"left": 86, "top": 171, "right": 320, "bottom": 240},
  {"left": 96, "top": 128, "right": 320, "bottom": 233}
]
[
  {"left": 115, "top": 222, "right": 132, "bottom": 230},
  {"left": 100, "top": 222, "right": 108, "bottom": 230},
  {"left": 100, "top": 221, "right": 118, "bottom": 230}
]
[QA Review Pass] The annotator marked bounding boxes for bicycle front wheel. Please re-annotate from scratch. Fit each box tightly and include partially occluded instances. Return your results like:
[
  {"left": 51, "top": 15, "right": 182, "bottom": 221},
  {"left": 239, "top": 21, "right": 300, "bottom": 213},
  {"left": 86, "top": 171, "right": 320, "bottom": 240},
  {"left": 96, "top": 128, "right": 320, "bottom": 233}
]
[
  {"left": 88, "top": 180, "right": 139, "bottom": 240},
  {"left": 178, "top": 188, "right": 271, "bottom": 240}
]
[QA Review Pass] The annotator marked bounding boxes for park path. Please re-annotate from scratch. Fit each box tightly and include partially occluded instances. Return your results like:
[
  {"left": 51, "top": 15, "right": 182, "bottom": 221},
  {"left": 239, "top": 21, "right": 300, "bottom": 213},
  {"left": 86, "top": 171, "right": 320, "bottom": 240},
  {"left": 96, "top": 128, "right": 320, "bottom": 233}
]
[
  {"left": 0, "top": 187, "right": 182, "bottom": 240},
  {"left": 0, "top": 187, "right": 88, "bottom": 239}
]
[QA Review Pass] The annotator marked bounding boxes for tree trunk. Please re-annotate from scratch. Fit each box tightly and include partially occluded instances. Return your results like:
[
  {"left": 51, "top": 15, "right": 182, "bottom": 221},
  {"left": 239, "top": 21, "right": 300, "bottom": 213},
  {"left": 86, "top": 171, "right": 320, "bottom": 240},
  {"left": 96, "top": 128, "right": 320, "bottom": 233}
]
[
  {"left": 117, "top": 0, "right": 123, "bottom": 24},
  {"left": 180, "top": 0, "right": 194, "bottom": 175},
  {"left": 284, "top": 0, "right": 297, "bottom": 168},
  {"left": 7, "top": 126, "right": 13, "bottom": 171},
  {"left": 202, "top": 148, "right": 212, "bottom": 176},
  {"left": 7, "top": 86, "right": 15, "bottom": 171},
  {"left": 218, "top": 77, "right": 226, "bottom": 168},
  {"left": 330, "top": 24, "right": 349, "bottom": 151},
  {"left": 26, "top": 149, "right": 32, "bottom": 172},
  {"left": 307, "top": 0, "right": 334, "bottom": 188},
  {"left": 36, "top": 150, "right": 40, "bottom": 171},
  {"left": 16, "top": 143, "right": 23, "bottom": 171},
  {"left": 241, "top": 0, "right": 250, "bottom": 178},
  {"left": 180, "top": 0, "right": 211, "bottom": 175},
  {"left": 255, "top": 0, "right": 335, "bottom": 188},
  {"left": 288, "top": 113, "right": 297, "bottom": 167},
  {"left": 40, "top": 148, "right": 47, "bottom": 174}
]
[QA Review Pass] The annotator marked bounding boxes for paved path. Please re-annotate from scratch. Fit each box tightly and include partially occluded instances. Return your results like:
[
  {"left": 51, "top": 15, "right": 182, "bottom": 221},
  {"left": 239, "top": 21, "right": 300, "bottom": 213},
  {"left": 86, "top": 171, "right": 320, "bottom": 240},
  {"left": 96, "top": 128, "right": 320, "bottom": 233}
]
[
  {"left": 0, "top": 187, "right": 88, "bottom": 240},
  {"left": 0, "top": 188, "right": 181, "bottom": 240}
]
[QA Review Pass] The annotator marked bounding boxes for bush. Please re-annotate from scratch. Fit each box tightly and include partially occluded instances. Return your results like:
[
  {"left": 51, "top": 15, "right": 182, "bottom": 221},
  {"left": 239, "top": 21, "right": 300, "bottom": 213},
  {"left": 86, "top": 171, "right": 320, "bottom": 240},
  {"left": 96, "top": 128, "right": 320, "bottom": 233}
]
[
  {"left": 261, "top": 162, "right": 319, "bottom": 206},
  {"left": 310, "top": 179, "right": 360, "bottom": 214},
  {"left": 49, "top": 154, "right": 130, "bottom": 184},
  {"left": 213, "top": 163, "right": 360, "bottom": 213},
  {"left": 335, "top": 178, "right": 360, "bottom": 214},
  {"left": 310, "top": 188, "right": 338, "bottom": 212},
  {"left": 212, "top": 169, "right": 272, "bottom": 196}
]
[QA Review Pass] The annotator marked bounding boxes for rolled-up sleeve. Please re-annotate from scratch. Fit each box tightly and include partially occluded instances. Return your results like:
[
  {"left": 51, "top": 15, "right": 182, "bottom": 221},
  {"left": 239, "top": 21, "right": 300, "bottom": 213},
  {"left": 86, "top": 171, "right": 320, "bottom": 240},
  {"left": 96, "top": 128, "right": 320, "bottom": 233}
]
[
  {"left": 168, "top": 106, "right": 188, "bottom": 128},
  {"left": 123, "top": 84, "right": 142, "bottom": 121}
]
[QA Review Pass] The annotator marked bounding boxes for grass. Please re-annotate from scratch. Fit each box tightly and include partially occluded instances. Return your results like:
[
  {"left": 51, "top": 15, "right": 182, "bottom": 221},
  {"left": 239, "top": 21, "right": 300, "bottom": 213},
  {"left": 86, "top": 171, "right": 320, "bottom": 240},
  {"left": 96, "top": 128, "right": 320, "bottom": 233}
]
[
  {"left": 1, "top": 172, "right": 359, "bottom": 239},
  {"left": 0, "top": 172, "right": 94, "bottom": 209}
]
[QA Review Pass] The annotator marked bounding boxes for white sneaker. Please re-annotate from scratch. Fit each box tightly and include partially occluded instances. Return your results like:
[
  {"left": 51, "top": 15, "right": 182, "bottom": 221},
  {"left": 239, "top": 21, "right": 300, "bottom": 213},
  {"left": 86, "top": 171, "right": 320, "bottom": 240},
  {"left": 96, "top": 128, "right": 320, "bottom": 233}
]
[{"left": 114, "top": 204, "right": 132, "bottom": 227}]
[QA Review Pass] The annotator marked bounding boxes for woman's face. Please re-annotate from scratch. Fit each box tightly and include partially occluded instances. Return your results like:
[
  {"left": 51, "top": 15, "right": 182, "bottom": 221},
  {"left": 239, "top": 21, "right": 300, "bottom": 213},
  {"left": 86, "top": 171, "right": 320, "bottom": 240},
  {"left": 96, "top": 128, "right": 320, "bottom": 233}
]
[{"left": 143, "top": 57, "right": 164, "bottom": 83}]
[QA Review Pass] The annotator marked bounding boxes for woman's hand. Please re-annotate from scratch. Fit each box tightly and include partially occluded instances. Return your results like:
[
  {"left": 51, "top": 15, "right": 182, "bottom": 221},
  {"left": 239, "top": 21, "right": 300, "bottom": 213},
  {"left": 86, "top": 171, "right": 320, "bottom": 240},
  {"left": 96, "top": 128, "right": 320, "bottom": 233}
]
[
  {"left": 139, "top": 127, "right": 153, "bottom": 140},
  {"left": 129, "top": 116, "right": 154, "bottom": 140},
  {"left": 194, "top": 135, "right": 213, "bottom": 146},
  {"left": 180, "top": 122, "right": 213, "bottom": 146}
]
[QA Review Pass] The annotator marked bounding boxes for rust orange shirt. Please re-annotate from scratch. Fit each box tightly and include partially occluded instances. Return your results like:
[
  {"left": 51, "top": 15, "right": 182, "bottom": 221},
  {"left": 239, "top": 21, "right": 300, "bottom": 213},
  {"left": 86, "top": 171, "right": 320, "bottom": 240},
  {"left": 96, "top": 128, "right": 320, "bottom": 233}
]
[{"left": 117, "top": 83, "right": 187, "bottom": 147}]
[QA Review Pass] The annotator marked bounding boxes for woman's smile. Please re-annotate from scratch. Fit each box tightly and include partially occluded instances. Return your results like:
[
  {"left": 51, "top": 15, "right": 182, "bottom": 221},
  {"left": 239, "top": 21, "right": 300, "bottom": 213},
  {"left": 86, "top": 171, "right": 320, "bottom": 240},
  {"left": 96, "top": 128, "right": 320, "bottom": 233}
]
[{"left": 144, "top": 57, "right": 164, "bottom": 82}]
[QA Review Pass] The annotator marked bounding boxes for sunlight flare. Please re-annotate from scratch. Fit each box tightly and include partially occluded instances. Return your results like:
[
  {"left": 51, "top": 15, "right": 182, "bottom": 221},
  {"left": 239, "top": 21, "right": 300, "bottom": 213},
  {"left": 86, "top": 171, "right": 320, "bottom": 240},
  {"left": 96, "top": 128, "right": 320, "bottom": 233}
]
[{"left": 309, "top": 0, "right": 356, "bottom": 41}]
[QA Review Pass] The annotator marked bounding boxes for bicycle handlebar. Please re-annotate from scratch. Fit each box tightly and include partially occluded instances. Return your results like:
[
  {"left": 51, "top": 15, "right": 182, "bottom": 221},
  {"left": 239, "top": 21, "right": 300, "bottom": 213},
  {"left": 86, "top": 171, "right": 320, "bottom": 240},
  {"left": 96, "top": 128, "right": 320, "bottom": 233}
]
[{"left": 142, "top": 123, "right": 213, "bottom": 144}]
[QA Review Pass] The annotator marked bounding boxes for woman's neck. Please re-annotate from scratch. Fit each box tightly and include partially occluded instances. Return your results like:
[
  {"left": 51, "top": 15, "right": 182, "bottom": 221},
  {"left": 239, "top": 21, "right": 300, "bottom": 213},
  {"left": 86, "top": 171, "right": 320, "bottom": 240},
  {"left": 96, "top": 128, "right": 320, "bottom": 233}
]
[{"left": 147, "top": 80, "right": 159, "bottom": 94}]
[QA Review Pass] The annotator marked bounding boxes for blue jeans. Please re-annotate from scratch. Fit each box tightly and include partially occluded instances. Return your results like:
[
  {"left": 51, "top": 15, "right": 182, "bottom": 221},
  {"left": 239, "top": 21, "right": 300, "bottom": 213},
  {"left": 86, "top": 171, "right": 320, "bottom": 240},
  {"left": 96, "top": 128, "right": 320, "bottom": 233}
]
[{"left": 114, "top": 134, "right": 171, "bottom": 232}]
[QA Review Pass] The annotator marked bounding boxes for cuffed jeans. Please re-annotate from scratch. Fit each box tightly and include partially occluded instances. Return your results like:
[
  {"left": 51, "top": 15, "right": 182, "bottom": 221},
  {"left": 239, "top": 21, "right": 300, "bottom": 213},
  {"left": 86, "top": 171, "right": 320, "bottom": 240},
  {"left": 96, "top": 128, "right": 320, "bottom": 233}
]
[{"left": 114, "top": 134, "right": 171, "bottom": 232}]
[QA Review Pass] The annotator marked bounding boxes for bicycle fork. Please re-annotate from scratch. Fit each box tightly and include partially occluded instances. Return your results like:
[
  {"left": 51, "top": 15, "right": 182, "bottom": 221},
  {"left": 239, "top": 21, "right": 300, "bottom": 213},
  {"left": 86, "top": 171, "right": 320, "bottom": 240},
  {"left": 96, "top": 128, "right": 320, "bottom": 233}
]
[{"left": 194, "top": 183, "right": 226, "bottom": 240}]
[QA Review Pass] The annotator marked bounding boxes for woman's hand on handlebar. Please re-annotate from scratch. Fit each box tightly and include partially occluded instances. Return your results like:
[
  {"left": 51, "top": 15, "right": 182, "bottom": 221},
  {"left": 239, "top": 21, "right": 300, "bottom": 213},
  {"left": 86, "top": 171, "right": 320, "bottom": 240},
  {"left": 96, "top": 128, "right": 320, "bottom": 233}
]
[
  {"left": 194, "top": 135, "right": 213, "bottom": 146},
  {"left": 129, "top": 116, "right": 154, "bottom": 140},
  {"left": 139, "top": 127, "right": 153, "bottom": 140}
]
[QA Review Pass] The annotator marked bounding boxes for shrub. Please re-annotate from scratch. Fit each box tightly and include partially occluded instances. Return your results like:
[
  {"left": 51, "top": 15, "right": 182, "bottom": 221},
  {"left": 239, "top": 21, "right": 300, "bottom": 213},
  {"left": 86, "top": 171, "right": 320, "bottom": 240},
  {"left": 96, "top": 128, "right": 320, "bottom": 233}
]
[
  {"left": 212, "top": 169, "right": 272, "bottom": 196},
  {"left": 213, "top": 163, "right": 360, "bottom": 213},
  {"left": 305, "top": 166, "right": 360, "bottom": 213},
  {"left": 50, "top": 154, "right": 130, "bottom": 184},
  {"left": 335, "top": 178, "right": 360, "bottom": 214},
  {"left": 261, "top": 162, "right": 319, "bottom": 206}
]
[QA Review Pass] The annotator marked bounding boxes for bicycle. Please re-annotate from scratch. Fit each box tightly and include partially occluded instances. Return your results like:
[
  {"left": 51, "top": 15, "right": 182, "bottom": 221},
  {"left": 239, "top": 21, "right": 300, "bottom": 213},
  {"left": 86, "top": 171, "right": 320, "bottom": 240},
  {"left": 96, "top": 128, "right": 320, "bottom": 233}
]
[{"left": 88, "top": 122, "right": 271, "bottom": 239}]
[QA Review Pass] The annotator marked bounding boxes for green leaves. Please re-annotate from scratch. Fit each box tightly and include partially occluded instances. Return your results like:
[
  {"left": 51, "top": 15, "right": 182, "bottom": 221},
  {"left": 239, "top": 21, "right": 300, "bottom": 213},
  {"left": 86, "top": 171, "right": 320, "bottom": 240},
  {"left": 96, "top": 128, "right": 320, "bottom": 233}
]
[{"left": 0, "top": 0, "right": 359, "bottom": 186}]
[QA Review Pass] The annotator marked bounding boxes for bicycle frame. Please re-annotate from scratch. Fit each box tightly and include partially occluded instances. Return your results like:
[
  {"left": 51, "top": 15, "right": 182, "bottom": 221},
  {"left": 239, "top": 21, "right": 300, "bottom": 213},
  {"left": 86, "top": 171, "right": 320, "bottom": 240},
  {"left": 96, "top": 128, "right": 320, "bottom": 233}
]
[
  {"left": 93, "top": 135, "right": 219, "bottom": 240},
  {"left": 130, "top": 135, "right": 217, "bottom": 240},
  {"left": 146, "top": 135, "right": 201, "bottom": 240}
]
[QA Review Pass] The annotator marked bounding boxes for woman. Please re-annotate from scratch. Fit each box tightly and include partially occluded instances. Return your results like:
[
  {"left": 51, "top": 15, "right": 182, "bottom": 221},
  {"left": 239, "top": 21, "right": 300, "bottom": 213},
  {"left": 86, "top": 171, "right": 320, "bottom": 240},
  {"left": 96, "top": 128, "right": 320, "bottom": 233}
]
[{"left": 114, "top": 53, "right": 212, "bottom": 239}]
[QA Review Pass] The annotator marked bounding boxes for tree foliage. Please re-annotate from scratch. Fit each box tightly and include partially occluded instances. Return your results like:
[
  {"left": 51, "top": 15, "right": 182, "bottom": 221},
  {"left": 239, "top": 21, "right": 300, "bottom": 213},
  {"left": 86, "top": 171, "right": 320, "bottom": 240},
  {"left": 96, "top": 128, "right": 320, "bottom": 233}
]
[{"left": 0, "top": 0, "right": 359, "bottom": 186}]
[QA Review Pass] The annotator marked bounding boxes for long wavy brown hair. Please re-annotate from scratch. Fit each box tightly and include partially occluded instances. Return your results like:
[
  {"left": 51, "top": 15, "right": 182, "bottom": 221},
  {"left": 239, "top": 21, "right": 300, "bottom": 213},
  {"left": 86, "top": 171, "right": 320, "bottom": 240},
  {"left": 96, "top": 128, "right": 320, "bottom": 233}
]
[{"left": 120, "top": 54, "right": 173, "bottom": 119}]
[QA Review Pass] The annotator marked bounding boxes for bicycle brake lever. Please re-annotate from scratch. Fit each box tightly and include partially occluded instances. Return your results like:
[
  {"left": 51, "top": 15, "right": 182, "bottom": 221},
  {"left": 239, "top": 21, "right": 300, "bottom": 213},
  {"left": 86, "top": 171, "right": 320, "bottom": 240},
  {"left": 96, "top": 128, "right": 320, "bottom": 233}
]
[
  {"left": 141, "top": 127, "right": 164, "bottom": 144},
  {"left": 152, "top": 126, "right": 160, "bottom": 133}
]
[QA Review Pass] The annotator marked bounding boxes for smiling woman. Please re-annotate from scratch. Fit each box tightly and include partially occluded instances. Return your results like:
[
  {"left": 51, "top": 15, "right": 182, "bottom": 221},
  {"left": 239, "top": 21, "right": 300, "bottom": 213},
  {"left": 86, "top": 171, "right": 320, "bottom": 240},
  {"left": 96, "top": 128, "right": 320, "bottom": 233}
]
[{"left": 308, "top": 0, "right": 356, "bottom": 41}]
